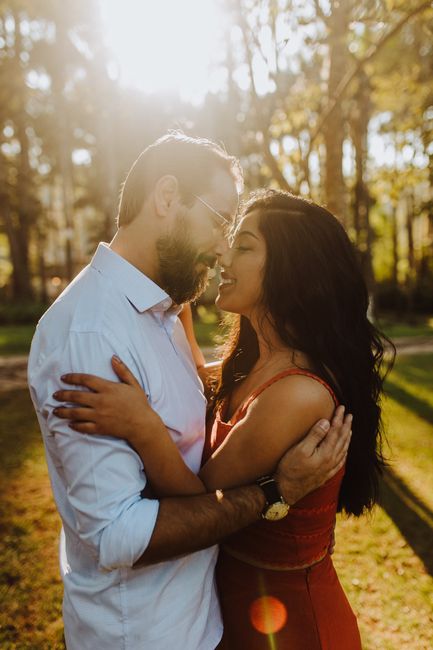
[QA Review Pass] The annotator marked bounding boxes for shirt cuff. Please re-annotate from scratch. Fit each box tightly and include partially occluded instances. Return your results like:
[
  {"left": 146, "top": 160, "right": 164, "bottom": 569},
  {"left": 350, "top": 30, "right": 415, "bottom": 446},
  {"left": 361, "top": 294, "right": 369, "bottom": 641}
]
[{"left": 99, "top": 497, "right": 160, "bottom": 571}]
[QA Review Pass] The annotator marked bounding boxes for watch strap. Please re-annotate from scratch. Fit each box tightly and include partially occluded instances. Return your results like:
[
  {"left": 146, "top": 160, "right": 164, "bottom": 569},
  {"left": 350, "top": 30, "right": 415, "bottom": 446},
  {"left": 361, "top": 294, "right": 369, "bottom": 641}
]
[{"left": 256, "top": 475, "right": 285, "bottom": 506}]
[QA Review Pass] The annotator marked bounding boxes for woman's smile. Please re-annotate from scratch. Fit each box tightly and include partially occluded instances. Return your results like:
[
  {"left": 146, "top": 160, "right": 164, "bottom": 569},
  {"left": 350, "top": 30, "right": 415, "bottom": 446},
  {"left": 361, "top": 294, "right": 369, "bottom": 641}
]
[
  {"left": 216, "top": 212, "right": 265, "bottom": 316},
  {"left": 219, "top": 273, "right": 236, "bottom": 291}
]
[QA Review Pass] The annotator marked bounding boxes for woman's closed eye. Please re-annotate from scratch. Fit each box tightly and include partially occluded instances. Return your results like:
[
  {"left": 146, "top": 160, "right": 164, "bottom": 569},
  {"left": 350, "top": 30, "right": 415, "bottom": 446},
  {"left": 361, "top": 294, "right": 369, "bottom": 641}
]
[{"left": 232, "top": 243, "right": 252, "bottom": 252}]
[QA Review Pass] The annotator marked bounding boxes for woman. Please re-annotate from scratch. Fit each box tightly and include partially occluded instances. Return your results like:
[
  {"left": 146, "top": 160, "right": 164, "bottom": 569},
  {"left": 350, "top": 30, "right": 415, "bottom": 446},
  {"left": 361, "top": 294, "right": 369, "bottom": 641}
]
[{"left": 54, "top": 190, "right": 392, "bottom": 649}]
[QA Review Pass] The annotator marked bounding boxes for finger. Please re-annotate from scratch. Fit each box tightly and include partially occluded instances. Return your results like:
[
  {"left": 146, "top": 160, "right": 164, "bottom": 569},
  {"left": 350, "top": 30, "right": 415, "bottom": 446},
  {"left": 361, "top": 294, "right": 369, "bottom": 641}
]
[
  {"left": 52, "top": 390, "right": 98, "bottom": 406},
  {"left": 60, "top": 373, "right": 116, "bottom": 392},
  {"left": 333, "top": 415, "right": 353, "bottom": 456},
  {"left": 332, "top": 429, "right": 351, "bottom": 467},
  {"left": 68, "top": 421, "right": 99, "bottom": 434},
  {"left": 111, "top": 356, "right": 141, "bottom": 387},
  {"left": 325, "top": 453, "right": 347, "bottom": 481},
  {"left": 332, "top": 404, "right": 346, "bottom": 426},
  {"left": 320, "top": 405, "right": 346, "bottom": 450},
  {"left": 53, "top": 406, "right": 94, "bottom": 422},
  {"left": 299, "top": 419, "right": 330, "bottom": 456},
  {"left": 343, "top": 427, "right": 352, "bottom": 453}
]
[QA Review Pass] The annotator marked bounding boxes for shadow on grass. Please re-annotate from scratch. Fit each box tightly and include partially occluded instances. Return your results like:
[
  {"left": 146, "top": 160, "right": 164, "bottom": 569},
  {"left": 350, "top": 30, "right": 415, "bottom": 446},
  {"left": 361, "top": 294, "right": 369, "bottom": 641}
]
[
  {"left": 0, "top": 388, "right": 41, "bottom": 478},
  {"left": 385, "top": 380, "right": 433, "bottom": 426},
  {"left": 380, "top": 468, "right": 433, "bottom": 576}
]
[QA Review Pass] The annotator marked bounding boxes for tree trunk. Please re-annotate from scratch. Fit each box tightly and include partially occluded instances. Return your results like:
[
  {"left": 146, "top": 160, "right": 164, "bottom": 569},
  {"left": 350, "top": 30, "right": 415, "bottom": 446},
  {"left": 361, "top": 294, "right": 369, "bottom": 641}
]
[
  {"left": 90, "top": 23, "right": 119, "bottom": 241},
  {"left": 236, "top": 0, "right": 294, "bottom": 192},
  {"left": 323, "top": 1, "right": 350, "bottom": 222},
  {"left": 4, "top": 10, "right": 34, "bottom": 300},
  {"left": 35, "top": 223, "right": 48, "bottom": 303},
  {"left": 16, "top": 113, "right": 37, "bottom": 296},
  {"left": 3, "top": 205, "right": 33, "bottom": 300},
  {"left": 391, "top": 206, "right": 399, "bottom": 287},
  {"left": 52, "top": 21, "right": 75, "bottom": 281},
  {"left": 351, "top": 70, "right": 375, "bottom": 304},
  {"left": 405, "top": 190, "right": 416, "bottom": 316}
]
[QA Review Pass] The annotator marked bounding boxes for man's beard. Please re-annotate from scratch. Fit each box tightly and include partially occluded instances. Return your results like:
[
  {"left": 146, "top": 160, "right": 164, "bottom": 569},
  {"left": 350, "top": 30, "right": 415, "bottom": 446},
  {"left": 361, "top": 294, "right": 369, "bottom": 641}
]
[{"left": 156, "top": 217, "right": 215, "bottom": 305}]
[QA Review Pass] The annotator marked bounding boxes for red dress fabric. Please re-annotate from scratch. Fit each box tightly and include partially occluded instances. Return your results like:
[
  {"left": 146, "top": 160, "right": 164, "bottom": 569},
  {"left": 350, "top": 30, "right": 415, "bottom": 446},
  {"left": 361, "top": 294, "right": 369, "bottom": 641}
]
[{"left": 205, "top": 369, "right": 362, "bottom": 650}]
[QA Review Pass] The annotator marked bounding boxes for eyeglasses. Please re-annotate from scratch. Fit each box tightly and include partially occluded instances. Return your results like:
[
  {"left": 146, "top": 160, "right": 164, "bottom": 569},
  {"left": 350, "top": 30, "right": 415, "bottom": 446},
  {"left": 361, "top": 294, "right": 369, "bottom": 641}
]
[{"left": 193, "top": 194, "right": 232, "bottom": 228}]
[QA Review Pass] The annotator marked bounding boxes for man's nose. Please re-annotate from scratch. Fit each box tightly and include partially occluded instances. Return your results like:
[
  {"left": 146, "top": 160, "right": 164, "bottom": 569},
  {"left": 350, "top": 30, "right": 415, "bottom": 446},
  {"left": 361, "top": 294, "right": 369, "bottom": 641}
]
[
  {"left": 213, "top": 233, "right": 230, "bottom": 258},
  {"left": 216, "top": 242, "right": 232, "bottom": 269}
]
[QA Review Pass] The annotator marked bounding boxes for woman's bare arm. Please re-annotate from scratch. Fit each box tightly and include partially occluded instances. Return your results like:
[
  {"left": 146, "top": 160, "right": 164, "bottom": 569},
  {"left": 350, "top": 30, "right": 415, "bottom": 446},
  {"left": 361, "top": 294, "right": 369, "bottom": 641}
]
[
  {"left": 199, "top": 375, "right": 336, "bottom": 489},
  {"left": 53, "top": 358, "right": 341, "bottom": 500},
  {"left": 178, "top": 304, "right": 206, "bottom": 369}
]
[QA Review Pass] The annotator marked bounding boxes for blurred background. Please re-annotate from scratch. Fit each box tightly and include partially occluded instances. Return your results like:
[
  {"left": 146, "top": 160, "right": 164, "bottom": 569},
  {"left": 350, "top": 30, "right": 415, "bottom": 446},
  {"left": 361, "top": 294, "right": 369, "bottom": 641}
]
[
  {"left": 0, "top": 0, "right": 432, "bottom": 325},
  {"left": 1, "top": 2, "right": 433, "bottom": 649}
]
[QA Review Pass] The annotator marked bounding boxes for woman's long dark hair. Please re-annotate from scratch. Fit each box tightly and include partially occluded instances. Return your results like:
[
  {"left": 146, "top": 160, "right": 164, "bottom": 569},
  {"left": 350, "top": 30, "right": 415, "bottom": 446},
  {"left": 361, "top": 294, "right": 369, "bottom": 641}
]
[{"left": 211, "top": 189, "right": 395, "bottom": 516}]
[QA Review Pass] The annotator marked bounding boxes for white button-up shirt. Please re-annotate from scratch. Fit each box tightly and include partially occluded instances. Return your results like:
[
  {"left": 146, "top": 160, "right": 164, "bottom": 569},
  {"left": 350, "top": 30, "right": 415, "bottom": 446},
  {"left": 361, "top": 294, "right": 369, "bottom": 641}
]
[{"left": 28, "top": 243, "right": 222, "bottom": 650}]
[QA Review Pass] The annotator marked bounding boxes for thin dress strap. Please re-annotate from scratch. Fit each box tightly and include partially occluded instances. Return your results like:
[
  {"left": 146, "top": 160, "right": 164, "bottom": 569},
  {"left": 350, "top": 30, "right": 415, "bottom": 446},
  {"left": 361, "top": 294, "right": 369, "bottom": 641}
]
[{"left": 230, "top": 369, "right": 339, "bottom": 424}]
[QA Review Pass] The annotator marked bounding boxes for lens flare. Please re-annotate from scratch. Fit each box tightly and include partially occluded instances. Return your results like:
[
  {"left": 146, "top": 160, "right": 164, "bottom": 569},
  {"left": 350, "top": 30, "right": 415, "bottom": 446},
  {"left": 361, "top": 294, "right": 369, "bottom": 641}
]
[{"left": 249, "top": 595, "right": 287, "bottom": 635}]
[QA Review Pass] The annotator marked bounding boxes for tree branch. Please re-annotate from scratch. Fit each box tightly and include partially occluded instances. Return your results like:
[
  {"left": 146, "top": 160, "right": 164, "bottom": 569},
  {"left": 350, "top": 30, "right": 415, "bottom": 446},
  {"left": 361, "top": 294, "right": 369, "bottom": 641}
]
[
  {"left": 236, "top": 0, "right": 294, "bottom": 191},
  {"left": 308, "top": 1, "right": 432, "bottom": 151},
  {"left": 313, "top": 0, "right": 328, "bottom": 24}
]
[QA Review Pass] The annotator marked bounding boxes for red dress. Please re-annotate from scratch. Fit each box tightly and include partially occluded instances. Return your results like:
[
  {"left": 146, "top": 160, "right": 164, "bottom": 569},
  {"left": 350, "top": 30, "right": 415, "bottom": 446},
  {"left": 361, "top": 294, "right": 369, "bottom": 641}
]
[{"left": 205, "top": 369, "right": 362, "bottom": 650}]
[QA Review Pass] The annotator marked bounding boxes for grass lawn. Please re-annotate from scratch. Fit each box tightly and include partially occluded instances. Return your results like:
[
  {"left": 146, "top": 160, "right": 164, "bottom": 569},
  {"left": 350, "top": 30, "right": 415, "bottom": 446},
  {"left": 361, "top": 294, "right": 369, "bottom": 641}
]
[
  {"left": 0, "top": 390, "right": 64, "bottom": 649},
  {"left": 384, "top": 354, "right": 433, "bottom": 511},
  {"left": 0, "top": 356, "right": 432, "bottom": 648},
  {"left": 0, "top": 325, "right": 35, "bottom": 357},
  {"left": 0, "top": 313, "right": 432, "bottom": 356},
  {"left": 379, "top": 316, "right": 433, "bottom": 340},
  {"left": 333, "top": 353, "right": 433, "bottom": 649},
  {"left": 195, "top": 311, "right": 433, "bottom": 347}
]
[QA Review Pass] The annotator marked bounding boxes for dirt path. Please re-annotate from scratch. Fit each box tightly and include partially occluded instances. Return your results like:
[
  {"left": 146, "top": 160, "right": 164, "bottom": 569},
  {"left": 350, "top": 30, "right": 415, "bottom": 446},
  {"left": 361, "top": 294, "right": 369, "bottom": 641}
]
[
  {"left": 1, "top": 337, "right": 432, "bottom": 393},
  {"left": 0, "top": 355, "right": 29, "bottom": 392}
]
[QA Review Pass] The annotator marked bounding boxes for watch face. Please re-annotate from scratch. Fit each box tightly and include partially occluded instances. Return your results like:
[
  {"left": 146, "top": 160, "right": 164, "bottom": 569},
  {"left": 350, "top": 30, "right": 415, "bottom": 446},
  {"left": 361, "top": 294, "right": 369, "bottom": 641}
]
[{"left": 263, "top": 501, "right": 290, "bottom": 521}]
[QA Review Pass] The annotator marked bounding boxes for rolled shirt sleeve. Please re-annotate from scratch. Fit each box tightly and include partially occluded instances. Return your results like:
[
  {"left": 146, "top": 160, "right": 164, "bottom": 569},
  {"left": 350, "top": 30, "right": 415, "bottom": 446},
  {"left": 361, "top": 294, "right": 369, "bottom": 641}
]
[{"left": 30, "top": 328, "right": 159, "bottom": 570}]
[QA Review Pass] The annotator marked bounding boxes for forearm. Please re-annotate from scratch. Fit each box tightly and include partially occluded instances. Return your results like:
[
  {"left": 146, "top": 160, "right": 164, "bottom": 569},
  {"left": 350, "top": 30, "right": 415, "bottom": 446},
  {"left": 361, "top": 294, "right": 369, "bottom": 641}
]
[
  {"left": 197, "top": 360, "right": 221, "bottom": 399},
  {"left": 178, "top": 304, "right": 206, "bottom": 369},
  {"left": 131, "top": 417, "right": 205, "bottom": 497},
  {"left": 135, "top": 483, "right": 265, "bottom": 566}
]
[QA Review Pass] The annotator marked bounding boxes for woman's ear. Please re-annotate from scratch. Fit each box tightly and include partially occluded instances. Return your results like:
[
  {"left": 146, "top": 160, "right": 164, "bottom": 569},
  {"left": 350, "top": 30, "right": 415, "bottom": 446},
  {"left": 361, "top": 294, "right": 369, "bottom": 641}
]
[{"left": 153, "top": 174, "right": 180, "bottom": 218}]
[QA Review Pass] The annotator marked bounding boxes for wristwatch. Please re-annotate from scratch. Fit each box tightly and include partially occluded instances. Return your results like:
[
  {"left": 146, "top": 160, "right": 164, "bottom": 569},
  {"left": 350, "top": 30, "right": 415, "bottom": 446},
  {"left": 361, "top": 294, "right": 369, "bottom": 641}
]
[{"left": 256, "top": 475, "right": 290, "bottom": 521}]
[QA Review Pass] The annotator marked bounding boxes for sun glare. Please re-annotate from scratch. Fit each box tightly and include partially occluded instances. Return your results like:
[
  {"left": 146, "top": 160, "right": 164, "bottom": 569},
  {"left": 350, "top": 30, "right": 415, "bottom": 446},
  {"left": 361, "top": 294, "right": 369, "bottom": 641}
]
[{"left": 100, "top": 0, "right": 228, "bottom": 103}]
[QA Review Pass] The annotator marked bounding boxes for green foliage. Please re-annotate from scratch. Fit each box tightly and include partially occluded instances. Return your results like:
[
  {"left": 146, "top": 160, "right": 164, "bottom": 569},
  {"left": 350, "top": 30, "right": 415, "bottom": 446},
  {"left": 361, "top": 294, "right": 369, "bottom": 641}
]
[
  {"left": 0, "top": 302, "right": 48, "bottom": 325},
  {"left": 0, "top": 324, "right": 35, "bottom": 355},
  {"left": 380, "top": 316, "right": 433, "bottom": 339},
  {"left": 0, "top": 0, "right": 432, "bottom": 310}
]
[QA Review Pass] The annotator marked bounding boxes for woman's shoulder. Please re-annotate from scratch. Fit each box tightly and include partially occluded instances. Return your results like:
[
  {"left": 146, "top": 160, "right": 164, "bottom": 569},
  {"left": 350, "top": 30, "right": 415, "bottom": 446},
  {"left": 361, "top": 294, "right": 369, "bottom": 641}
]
[
  {"left": 226, "top": 370, "right": 336, "bottom": 457},
  {"left": 247, "top": 370, "right": 336, "bottom": 420}
]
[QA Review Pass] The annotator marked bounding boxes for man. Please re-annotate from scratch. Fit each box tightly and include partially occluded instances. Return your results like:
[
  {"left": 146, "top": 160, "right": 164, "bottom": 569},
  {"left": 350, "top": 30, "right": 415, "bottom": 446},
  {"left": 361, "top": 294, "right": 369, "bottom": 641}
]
[{"left": 28, "top": 132, "right": 350, "bottom": 649}]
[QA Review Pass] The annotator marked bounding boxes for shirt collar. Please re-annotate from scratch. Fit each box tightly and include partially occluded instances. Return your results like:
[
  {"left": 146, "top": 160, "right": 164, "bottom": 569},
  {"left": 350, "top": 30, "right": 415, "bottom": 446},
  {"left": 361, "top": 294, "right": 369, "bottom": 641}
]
[{"left": 90, "top": 243, "right": 175, "bottom": 314}]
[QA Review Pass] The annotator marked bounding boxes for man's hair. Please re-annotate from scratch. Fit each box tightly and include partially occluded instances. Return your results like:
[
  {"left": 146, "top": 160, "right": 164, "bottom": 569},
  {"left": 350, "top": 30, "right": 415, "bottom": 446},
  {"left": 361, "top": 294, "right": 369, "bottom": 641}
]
[{"left": 117, "top": 131, "right": 243, "bottom": 226}]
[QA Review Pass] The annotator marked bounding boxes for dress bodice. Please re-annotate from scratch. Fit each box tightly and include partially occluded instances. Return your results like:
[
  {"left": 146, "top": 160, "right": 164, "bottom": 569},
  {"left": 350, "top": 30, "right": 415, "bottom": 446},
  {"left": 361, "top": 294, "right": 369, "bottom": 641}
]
[{"left": 205, "top": 369, "right": 345, "bottom": 570}]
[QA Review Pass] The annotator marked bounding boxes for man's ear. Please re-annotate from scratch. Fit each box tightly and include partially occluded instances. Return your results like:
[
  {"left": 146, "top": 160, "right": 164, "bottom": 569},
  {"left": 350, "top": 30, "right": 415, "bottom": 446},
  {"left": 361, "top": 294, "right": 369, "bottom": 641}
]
[{"left": 153, "top": 175, "right": 180, "bottom": 217}]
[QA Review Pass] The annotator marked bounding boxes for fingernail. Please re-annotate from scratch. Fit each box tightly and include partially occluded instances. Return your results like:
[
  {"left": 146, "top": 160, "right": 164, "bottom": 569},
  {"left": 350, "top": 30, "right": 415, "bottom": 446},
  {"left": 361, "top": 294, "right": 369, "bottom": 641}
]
[
  {"left": 112, "top": 355, "right": 121, "bottom": 363},
  {"left": 319, "top": 419, "right": 330, "bottom": 431},
  {"left": 61, "top": 375, "right": 68, "bottom": 381},
  {"left": 52, "top": 392, "right": 59, "bottom": 399},
  {"left": 53, "top": 408, "right": 59, "bottom": 415}
]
